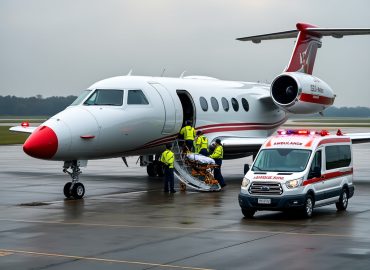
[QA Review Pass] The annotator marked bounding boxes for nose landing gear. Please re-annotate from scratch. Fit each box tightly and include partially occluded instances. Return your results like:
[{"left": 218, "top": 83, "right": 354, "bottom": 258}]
[{"left": 63, "top": 161, "right": 85, "bottom": 199}]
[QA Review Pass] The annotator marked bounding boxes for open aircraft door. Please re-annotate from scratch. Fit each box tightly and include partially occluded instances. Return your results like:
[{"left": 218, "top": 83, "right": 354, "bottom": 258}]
[{"left": 150, "top": 83, "right": 178, "bottom": 134}]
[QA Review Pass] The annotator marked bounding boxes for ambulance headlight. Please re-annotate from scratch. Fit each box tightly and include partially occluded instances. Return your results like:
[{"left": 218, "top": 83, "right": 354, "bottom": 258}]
[
  {"left": 285, "top": 178, "right": 303, "bottom": 189},
  {"left": 241, "top": 177, "right": 250, "bottom": 187}
]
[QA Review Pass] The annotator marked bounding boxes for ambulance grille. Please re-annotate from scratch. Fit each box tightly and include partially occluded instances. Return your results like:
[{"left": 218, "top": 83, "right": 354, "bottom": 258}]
[{"left": 249, "top": 182, "right": 283, "bottom": 195}]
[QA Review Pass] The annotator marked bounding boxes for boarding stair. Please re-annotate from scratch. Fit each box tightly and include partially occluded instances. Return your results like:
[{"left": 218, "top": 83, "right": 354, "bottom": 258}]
[{"left": 172, "top": 140, "right": 221, "bottom": 192}]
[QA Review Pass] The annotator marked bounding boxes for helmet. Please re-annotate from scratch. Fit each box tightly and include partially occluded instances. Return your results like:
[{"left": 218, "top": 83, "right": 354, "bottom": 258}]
[{"left": 215, "top": 139, "right": 221, "bottom": 145}]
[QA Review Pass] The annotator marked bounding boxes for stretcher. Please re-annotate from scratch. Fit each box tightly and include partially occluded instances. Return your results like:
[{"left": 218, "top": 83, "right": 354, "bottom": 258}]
[{"left": 172, "top": 140, "right": 221, "bottom": 191}]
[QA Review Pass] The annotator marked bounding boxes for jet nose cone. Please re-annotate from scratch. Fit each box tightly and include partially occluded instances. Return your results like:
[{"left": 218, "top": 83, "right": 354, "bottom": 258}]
[{"left": 23, "top": 126, "right": 58, "bottom": 159}]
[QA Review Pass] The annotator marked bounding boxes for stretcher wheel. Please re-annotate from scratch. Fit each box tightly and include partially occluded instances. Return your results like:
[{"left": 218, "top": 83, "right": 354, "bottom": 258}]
[{"left": 180, "top": 182, "right": 186, "bottom": 191}]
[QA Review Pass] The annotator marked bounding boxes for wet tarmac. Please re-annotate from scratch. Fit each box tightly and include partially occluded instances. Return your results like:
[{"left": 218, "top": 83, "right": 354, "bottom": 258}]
[{"left": 0, "top": 141, "right": 370, "bottom": 270}]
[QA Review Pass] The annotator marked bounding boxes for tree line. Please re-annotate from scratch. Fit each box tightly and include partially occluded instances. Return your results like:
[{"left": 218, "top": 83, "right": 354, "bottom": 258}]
[
  {"left": 0, "top": 95, "right": 369, "bottom": 117},
  {"left": 0, "top": 95, "right": 77, "bottom": 116}
]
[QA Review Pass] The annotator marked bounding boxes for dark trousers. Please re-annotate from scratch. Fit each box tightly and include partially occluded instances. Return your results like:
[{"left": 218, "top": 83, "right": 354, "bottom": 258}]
[
  {"left": 164, "top": 167, "right": 175, "bottom": 192},
  {"left": 199, "top": 148, "right": 209, "bottom": 156},
  {"left": 185, "top": 140, "right": 194, "bottom": 152},
  {"left": 214, "top": 158, "right": 225, "bottom": 186}
]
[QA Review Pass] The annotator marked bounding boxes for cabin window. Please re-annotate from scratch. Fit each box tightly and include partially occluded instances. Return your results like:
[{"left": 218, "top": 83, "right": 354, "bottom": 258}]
[
  {"left": 84, "top": 89, "right": 124, "bottom": 106},
  {"left": 200, "top": 96, "right": 208, "bottom": 111},
  {"left": 211, "top": 97, "right": 219, "bottom": 112},
  {"left": 71, "top": 90, "right": 92, "bottom": 106},
  {"left": 231, "top": 98, "right": 239, "bottom": 112},
  {"left": 127, "top": 90, "right": 149, "bottom": 105},
  {"left": 242, "top": 98, "right": 249, "bottom": 112},
  {"left": 221, "top": 97, "right": 229, "bottom": 111}
]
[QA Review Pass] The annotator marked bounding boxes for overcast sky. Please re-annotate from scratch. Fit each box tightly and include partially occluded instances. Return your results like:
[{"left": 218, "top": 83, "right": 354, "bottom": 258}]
[{"left": 1, "top": 0, "right": 370, "bottom": 107}]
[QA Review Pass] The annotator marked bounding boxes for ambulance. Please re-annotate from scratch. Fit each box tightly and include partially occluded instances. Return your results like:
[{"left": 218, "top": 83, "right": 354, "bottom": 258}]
[{"left": 238, "top": 129, "right": 354, "bottom": 218}]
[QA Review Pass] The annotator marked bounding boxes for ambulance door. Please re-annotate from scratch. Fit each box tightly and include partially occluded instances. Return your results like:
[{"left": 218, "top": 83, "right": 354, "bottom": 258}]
[{"left": 308, "top": 150, "right": 326, "bottom": 196}]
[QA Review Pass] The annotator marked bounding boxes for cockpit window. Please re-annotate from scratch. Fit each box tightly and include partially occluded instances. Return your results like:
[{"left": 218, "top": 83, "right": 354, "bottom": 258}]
[
  {"left": 127, "top": 90, "right": 149, "bottom": 105},
  {"left": 84, "top": 89, "right": 124, "bottom": 106},
  {"left": 70, "top": 90, "right": 92, "bottom": 106}
]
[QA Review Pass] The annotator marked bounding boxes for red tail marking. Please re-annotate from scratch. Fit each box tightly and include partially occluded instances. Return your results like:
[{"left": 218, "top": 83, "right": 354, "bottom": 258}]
[{"left": 285, "top": 23, "right": 321, "bottom": 74}]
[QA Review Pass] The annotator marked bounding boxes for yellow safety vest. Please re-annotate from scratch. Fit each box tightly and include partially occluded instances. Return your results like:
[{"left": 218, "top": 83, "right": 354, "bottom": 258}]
[
  {"left": 160, "top": 149, "right": 174, "bottom": 168},
  {"left": 210, "top": 145, "right": 223, "bottom": 159},
  {"left": 180, "top": 125, "right": 195, "bottom": 140},
  {"left": 195, "top": 135, "right": 208, "bottom": 153}
]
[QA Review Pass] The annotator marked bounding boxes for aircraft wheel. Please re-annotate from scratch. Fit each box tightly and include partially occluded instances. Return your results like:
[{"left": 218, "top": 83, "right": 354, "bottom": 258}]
[
  {"left": 71, "top": 183, "right": 85, "bottom": 199},
  {"left": 147, "top": 163, "right": 157, "bottom": 177},
  {"left": 63, "top": 182, "right": 72, "bottom": 198},
  {"left": 336, "top": 188, "right": 349, "bottom": 211},
  {"left": 241, "top": 208, "right": 256, "bottom": 218}
]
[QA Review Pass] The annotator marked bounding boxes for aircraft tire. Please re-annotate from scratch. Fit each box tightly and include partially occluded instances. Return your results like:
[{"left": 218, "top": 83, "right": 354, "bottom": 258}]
[
  {"left": 63, "top": 182, "right": 72, "bottom": 198},
  {"left": 147, "top": 163, "right": 157, "bottom": 177},
  {"left": 71, "top": 183, "right": 85, "bottom": 199}
]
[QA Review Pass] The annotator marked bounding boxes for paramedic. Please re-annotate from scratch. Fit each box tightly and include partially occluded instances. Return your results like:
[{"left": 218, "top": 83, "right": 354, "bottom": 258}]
[
  {"left": 210, "top": 139, "right": 226, "bottom": 188},
  {"left": 195, "top": 130, "right": 209, "bottom": 156},
  {"left": 160, "top": 143, "right": 176, "bottom": 193},
  {"left": 179, "top": 120, "right": 196, "bottom": 152}
]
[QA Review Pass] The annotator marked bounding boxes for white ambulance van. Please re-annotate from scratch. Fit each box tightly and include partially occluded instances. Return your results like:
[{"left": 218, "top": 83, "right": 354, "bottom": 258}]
[{"left": 238, "top": 129, "right": 354, "bottom": 218}]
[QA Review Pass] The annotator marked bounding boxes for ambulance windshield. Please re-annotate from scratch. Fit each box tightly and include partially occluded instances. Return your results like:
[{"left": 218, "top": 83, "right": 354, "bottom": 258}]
[{"left": 252, "top": 149, "right": 311, "bottom": 172}]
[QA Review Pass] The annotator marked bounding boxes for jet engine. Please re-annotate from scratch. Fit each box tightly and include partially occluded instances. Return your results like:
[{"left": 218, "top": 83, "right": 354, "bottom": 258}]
[{"left": 270, "top": 72, "right": 335, "bottom": 114}]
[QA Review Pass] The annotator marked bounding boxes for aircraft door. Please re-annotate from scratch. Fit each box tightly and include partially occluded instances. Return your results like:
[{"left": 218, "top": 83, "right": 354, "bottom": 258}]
[{"left": 150, "top": 83, "right": 177, "bottom": 134}]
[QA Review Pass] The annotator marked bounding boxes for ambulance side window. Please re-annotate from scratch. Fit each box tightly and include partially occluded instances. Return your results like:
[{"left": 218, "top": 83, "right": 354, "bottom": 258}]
[
  {"left": 308, "top": 150, "right": 321, "bottom": 178},
  {"left": 325, "top": 145, "right": 351, "bottom": 170}
]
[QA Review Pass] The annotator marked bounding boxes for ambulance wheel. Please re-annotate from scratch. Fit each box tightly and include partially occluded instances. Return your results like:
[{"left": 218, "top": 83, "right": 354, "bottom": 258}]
[
  {"left": 63, "top": 182, "right": 72, "bottom": 198},
  {"left": 336, "top": 188, "right": 349, "bottom": 211},
  {"left": 147, "top": 163, "right": 157, "bottom": 177},
  {"left": 71, "top": 183, "right": 85, "bottom": 199},
  {"left": 156, "top": 162, "right": 165, "bottom": 177},
  {"left": 302, "top": 194, "right": 314, "bottom": 218},
  {"left": 241, "top": 208, "right": 256, "bottom": 218}
]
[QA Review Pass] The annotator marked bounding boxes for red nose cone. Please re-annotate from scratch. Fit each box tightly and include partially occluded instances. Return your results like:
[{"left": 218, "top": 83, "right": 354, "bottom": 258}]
[{"left": 23, "top": 126, "right": 58, "bottom": 159}]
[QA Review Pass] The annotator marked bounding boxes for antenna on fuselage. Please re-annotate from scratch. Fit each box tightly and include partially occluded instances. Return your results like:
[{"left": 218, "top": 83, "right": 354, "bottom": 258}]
[
  {"left": 180, "top": 71, "right": 187, "bottom": 78},
  {"left": 127, "top": 69, "right": 133, "bottom": 76}
]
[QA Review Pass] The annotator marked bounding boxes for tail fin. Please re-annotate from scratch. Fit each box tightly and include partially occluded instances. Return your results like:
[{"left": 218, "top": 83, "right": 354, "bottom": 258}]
[
  {"left": 285, "top": 23, "right": 320, "bottom": 74},
  {"left": 237, "top": 23, "right": 370, "bottom": 75}
]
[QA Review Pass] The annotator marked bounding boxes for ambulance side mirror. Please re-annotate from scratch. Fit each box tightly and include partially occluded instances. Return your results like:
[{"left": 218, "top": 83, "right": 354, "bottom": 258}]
[{"left": 244, "top": 164, "right": 250, "bottom": 175}]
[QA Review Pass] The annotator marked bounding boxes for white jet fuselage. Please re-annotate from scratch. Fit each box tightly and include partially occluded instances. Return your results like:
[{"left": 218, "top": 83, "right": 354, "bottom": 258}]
[{"left": 39, "top": 75, "right": 286, "bottom": 161}]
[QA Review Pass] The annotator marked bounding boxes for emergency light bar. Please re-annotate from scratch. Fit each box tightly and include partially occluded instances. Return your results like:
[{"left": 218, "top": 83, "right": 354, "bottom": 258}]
[{"left": 277, "top": 129, "right": 331, "bottom": 136}]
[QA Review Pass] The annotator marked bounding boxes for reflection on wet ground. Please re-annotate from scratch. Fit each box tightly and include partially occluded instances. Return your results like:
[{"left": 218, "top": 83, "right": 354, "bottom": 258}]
[{"left": 0, "top": 140, "right": 370, "bottom": 269}]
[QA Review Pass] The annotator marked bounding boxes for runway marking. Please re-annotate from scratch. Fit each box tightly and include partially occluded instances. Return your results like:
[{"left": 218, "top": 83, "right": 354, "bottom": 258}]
[
  {"left": 0, "top": 218, "right": 364, "bottom": 239},
  {"left": 0, "top": 251, "right": 13, "bottom": 256},
  {"left": 0, "top": 249, "right": 213, "bottom": 270}
]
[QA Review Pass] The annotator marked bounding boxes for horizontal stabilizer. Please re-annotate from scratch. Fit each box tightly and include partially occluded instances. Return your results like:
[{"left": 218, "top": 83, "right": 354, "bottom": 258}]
[
  {"left": 9, "top": 126, "right": 37, "bottom": 134},
  {"left": 237, "top": 28, "right": 370, "bottom": 43}
]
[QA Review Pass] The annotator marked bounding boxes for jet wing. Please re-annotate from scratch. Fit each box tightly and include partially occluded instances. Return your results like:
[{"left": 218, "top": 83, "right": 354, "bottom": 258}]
[
  {"left": 346, "top": 133, "right": 370, "bottom": 144},
  {"left": 219, "top": 137, "right": 267, "bottom": 159},
  {"left": 9, "top": 126, "right": 37, "bottom": 134}
]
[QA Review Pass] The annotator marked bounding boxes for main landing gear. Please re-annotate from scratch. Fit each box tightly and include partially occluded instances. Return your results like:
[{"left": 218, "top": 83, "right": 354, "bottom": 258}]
[
  {"left": 140, "top": 155, "right": 164, "bottom": 177},
  {"left": 63, "top": 161, "right": 85, "bottom": 199}
]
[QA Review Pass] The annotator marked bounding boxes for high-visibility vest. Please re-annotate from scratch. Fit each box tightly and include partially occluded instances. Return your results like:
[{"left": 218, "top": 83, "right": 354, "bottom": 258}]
[
  {"left": 210, "top": 145, "right": 223, "bottom": 159},
  {"left": 196, "top": 135, "right": 208, "bottom": 153},
  {"left": 180, "top": 125, "right": 195, "bottom": 140},
  {"left": 160, "top": 149, "right": 174, "bottom": 168}
]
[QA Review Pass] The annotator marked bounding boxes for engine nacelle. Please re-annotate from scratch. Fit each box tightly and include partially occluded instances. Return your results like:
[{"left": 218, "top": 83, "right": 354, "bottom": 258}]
[{"left": 271, "top": 72, "right": 335, "bottom": 114}]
